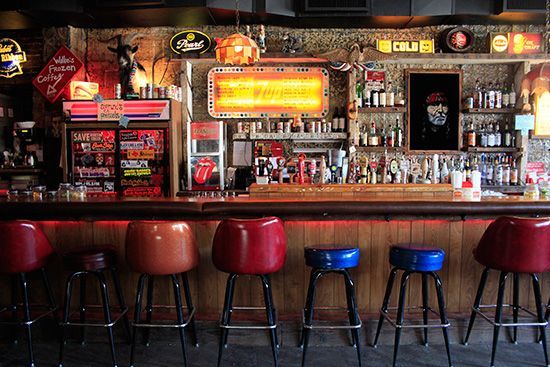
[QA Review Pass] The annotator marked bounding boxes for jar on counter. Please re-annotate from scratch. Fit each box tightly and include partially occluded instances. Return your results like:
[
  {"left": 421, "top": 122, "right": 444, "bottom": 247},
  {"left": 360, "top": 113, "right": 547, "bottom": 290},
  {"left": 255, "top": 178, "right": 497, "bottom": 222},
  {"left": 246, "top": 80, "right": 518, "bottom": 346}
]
[
  {"left": 539, "top": 181, "right": 549, "bottom": 199},
  {"left": 32, "top": 185, "right": 46, "bottom": 201},
  {"left": 524, "top": 180, "right": 540, "bottom": 199},
  {"left": 58, "top": 183, "right": 73, "bottom": 200},
  {"left": 71, "top": 185, "right": 87, "bottom": 201}
]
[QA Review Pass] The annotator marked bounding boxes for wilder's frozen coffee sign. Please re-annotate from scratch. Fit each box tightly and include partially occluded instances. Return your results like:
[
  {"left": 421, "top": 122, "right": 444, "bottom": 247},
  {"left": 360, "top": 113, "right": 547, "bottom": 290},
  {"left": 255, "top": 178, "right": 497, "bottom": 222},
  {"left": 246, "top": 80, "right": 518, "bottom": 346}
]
[
  {"left": 170, "top": 30, "right": 212, "bottom": 54},
  {"left": 0, "top": 38, "right": 27, "bottom": 78},
  {"left": 376, "top": 39, "right": 434, "bottom": 53}
]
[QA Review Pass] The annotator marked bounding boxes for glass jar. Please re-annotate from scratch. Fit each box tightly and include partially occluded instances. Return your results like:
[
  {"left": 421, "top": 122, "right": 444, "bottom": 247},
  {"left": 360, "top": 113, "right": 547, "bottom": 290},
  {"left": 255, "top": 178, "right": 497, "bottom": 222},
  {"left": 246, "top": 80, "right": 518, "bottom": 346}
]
[
  {"left": 58, "top": 183, "right": 73, "bottom": 200},
  {"left": 524, "top": 182, "right": 540, "bottom": 199},
  {"left": 7, "top": 189, "right": 18, "bottom": 200},
  {"left": 71, "top": 185, "right": 87, "bottom": 200},
  {"left": 539, "top": 181, "right": 549, "bottom": 199},
  {"left": 32, "top": 185, "right": 47, "bottom": 201}
]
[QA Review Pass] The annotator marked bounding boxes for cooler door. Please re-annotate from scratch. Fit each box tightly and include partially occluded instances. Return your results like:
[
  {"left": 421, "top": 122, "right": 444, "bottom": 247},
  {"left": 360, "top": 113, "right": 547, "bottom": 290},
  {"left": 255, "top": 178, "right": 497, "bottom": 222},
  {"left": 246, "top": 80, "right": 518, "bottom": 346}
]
[
  {"left": 118, "top": 129, "right": 167, "bottom": 197},
  {"left": 70, "top": 130, "right": 116, "bottom": 195}
]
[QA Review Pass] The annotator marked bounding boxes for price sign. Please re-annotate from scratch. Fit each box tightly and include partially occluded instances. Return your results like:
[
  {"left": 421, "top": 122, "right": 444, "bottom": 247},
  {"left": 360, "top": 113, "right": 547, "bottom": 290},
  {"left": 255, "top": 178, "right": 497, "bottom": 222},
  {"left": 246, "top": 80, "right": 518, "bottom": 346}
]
[
  {"left": 98, "top": 100, "right": 124, "bottom": 121},
  {"left": 32, "top": 46, "right": 83, "bottom": 103}
]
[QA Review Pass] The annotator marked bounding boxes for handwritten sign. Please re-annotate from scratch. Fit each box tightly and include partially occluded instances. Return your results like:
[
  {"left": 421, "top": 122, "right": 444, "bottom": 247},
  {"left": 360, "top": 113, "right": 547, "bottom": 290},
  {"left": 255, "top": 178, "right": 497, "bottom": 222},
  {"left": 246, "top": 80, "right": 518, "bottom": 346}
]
[
  {"left": 208, "top": 67, "right": 329, "bottom": 118},
  {"left": 33, "top": 46, "right": 83, "bottom": 103},
  {"left": 98, "top": 100, "right": 124, "bottom": 121},
  {"left": 127, "top": 150, "right": 155, "bottom": 159}
]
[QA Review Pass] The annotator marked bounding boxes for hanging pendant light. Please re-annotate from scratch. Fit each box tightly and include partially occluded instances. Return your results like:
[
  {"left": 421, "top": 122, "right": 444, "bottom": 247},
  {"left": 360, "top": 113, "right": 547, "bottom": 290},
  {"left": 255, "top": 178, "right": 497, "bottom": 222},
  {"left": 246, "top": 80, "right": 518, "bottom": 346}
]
[{"left": 215, "top": 0, "right": 260, "bottom": 65}]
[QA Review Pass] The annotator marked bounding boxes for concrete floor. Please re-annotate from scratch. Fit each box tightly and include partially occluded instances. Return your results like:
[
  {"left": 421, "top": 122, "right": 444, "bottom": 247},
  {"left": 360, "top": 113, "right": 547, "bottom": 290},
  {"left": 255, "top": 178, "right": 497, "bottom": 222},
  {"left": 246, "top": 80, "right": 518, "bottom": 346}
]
[{"left": 0, "top": 319, "right": 549, "bottom": 367}]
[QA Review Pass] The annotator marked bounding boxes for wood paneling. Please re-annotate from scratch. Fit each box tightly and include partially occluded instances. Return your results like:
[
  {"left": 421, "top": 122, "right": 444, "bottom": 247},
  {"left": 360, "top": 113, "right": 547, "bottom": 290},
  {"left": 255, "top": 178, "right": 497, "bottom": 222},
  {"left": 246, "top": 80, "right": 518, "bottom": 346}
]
[{"left": 3, "top": 218, "right": 547, "bottom": 318}]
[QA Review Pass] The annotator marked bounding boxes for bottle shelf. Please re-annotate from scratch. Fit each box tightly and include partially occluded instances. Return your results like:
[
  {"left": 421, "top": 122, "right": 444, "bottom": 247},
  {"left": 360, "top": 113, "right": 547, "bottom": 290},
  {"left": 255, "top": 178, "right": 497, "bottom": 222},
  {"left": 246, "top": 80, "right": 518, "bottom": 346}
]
[
  {"left": 462, "top": 146, "right": 520, "bottom": 153},
  {"left": 462, "top": 108, "right": 517, "bottom": 114},
  {"left": 358, "top": 106, "right": 406, "bottom": 113},
  {"left": 232, "top": 132, "right": 348, "bottom": 141},
  {"left": 354, "top": 146, "right": 406, "bottom": 152}
]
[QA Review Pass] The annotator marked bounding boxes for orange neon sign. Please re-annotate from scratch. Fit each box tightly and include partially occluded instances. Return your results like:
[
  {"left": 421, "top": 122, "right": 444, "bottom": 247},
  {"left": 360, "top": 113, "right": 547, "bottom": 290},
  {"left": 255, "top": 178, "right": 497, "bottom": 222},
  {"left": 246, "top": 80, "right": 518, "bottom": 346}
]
[{"left": 208, "top": 67, "right": 329, "bottom": 118}]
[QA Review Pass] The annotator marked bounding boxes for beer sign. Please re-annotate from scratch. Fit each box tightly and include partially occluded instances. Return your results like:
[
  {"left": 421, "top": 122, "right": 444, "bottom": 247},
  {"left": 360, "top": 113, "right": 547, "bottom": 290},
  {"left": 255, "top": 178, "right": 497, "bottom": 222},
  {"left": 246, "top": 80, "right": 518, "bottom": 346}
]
[
  {"left": 508, "top": 32, "right": 542, "bottom": 54},
  {"left": 376, "top": 39, "right": 434, "bottom": 54},
  {"left": 170, "top": 30, "right": 212, "bottom": 54},
  {"left": 489, "top": 33, "right": 509, "bottom": 54},
  {"left": 0, "top": 38, "right": 27, "bottom": 78}
]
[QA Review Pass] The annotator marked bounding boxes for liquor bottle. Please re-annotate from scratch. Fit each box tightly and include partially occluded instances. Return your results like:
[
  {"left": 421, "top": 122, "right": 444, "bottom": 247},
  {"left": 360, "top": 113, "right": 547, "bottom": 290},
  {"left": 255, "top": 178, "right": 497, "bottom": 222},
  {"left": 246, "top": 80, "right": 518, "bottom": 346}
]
[
  {"left": 363, "top": 88, "right": 371, "bottom": 108},
  {"left": 480, "top": 154, "right": 487, "bottom": 185},
  {"left": 379, "top": 84, "right": 386, "bottom": 107},
  {"left": 508, "top": 83, "right": 516, "bottom": 108},
  {"left": 338, "top": 107, "right": 346, "bottom": 132},
  {"left": 474, "top": 79, "right": 483, "bottom": 108},
  {"left": 494, "top": 122, "right": 502, "bottom": 147},
  {"left": 386, "top": 81, "right": 395, "bottom": 107},
  {"left": 371, "top": 89, "right": 379, "bottom": 108},
  {"left": 495, "top": 155, "right": 503, "bottom": 186},
  {"left": 486, "top": 156, "right": 494, "bottom": 185},
  {"left": 387, "top": 123, "right": 394, "bottom": 147},
  {"left": 487, "top": 82, "right": 495, "bottom": 109},
  {"left": 480, "top": 123, "right": 488, "bottom": 147},
  {"left": 481, "top": 84, "right": 488, "bottom": 108},
  {"left": 510, "top": 158, "right": 518, "bottom": 185},
  {"left": 502, "top": 84, "right": 510, "bottom": 109},
  {"left": 487, "top": 123, "right": 496, "bottom": 147},
  {"left": 440, "top": 158, "right": 449, "bottom": 184},
  {"left": 464, "top": 157, "right": 472, "bottom": 181},
  {"left": 355, "top": 78, "right": 363, "bottom": 108},
  {"left": 368, "top": 120, "right": 379, "bottom": 146},
  {"left": 504, "top": 121, "right": 512, "bottom": 147},
  {"left": 380, "top": 124, "right": 388, "bottom": 147},
  {"left": 361, "top": 126, "right": 368, "bottom": 146},
  {"left": 331, "top": 107, "right": 339, "bottom": 132},
  {"left": 503, "top": 156, "right": 511, "bottom": 185},
  {"left": 467, "top": 120, "right": 476, "bottom": 147},
  {"left": 394, "top": 118, "right": 403, "bottom": 147},
  {"left": 495, "top": 82, "right": 503, "bottom": 109}
]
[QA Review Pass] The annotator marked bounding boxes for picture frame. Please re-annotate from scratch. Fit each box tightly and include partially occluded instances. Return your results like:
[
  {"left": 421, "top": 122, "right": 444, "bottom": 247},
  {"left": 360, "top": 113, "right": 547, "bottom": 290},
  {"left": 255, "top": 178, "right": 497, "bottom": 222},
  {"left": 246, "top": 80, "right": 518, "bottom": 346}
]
[{"left": 406, "top": 69, "right": 462, "bottom": 152}]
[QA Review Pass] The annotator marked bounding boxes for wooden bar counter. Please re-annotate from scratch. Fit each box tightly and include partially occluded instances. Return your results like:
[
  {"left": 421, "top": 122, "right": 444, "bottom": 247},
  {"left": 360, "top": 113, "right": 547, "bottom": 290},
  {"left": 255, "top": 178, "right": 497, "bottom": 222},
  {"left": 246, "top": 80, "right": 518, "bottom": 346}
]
[{"left": 1, "top": 194, "right": 549, "bottom": 318}]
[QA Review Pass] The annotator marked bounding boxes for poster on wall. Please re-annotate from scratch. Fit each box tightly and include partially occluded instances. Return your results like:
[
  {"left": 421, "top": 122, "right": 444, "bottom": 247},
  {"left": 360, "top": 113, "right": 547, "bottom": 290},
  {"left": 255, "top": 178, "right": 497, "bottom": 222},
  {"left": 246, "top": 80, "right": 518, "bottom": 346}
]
[
  {"left": 407, "top": 69, "right": 462, "bottom": 151},
  {"left": 208, "top": 67, "right": 330, "bottom": 118}
]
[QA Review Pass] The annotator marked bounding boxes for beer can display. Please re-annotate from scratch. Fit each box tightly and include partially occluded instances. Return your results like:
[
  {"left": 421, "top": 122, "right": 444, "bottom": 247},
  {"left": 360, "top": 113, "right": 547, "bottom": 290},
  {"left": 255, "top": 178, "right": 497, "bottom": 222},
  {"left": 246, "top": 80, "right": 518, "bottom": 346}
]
[
  {"left": 153, "top": 86, "right": 159, "bottom": 99},
  {"left": 146, "top": 83, "right": 153, "bottom": 99},
  {"left": 114, "top": 84, "right": 122, "bottom": 99},
  {"left": 140, "top": 86, "right": 147, "bottom": 99},
  {"left": 277, "top": 121, "right": 284, "bottom": 133},
  {"left": 237, "top": 122, "right": 244, "bottom": 133},
  {"left": 159, "top": 86, "right": 166, "bottom": 99}
]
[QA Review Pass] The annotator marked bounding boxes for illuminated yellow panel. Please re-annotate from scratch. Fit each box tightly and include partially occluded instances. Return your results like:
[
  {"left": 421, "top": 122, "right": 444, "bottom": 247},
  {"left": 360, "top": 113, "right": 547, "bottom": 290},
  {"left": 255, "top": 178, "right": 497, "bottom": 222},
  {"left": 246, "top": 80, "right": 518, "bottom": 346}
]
[{"left": 207, "top": 67, "right": 330, "bottom": 118}]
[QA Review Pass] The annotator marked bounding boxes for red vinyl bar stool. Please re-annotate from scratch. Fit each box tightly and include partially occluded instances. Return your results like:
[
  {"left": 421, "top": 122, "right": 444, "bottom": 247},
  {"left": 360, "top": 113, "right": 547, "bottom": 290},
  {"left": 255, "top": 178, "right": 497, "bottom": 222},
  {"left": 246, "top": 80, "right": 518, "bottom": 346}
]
[
  {"left": 463, "top": 216, "right": 550, "bottom": 367},
  {"left": 212, "top": 217, "right": 287, "bottom": 367},
  {"left": 126, "top": 221, "right": 199, "bottom": 367},
  {"left": 58, "top": 247, "right": 131, "bottom": 367},
  {"left": 0, "top": 220, "right": 58, "bottom": 367}
]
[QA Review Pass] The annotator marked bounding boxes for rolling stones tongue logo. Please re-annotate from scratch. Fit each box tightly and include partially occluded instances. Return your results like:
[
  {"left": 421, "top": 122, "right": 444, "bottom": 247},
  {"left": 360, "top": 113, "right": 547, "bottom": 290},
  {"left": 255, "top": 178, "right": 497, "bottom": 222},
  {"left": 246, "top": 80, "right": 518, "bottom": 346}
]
[{"left": 193, "top": 157, "right": 216, "bottom": 184}]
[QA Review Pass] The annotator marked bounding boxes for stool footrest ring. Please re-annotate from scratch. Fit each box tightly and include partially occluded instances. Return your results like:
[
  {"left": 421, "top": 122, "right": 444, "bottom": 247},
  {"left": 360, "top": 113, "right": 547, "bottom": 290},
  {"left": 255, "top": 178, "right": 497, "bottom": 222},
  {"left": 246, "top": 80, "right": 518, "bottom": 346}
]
[
  {"left": 219, "top": 306, "right": 278, "bottom": 330},
  {"left": 302, "top": 307, "right": 362, "bottom": 330},
  {"left": 60, "top": 305, "right": 128, "bottom": 328},
  {"left": 133, "top": 307, "right": 195, "bottom": 329},
  {"left": 473, "top": 304, "right": 548, "bottom": 328},
  {"left": 381, "top": 306, "right": 450, "bottom": 329},
  {"left": 0, "top": 305, "right": 58, "bottom": 326}
]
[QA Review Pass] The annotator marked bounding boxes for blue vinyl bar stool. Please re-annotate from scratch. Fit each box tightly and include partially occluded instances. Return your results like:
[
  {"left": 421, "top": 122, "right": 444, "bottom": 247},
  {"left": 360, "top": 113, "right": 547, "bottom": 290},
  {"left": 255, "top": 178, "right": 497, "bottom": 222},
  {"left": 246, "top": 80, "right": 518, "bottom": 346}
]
[
  {"left": 300, "top": 246, "right": 362, "bottom": 367},
  {"left": 372, "top": 245, "right": 452, "bottom": 367}
]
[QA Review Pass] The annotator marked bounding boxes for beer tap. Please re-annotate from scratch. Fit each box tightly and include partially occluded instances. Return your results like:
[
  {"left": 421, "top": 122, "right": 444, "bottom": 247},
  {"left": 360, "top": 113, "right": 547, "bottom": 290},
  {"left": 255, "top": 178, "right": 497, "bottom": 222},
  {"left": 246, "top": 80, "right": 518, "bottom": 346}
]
[
  {"left": 297, "top": 153, "right": 306, "bottom": 184},
  {"left": 277, "top": 156, "right": 286, "bottom": 184},
  {"left": 308, "top": 158, "right": 317, "bottom": 184}
]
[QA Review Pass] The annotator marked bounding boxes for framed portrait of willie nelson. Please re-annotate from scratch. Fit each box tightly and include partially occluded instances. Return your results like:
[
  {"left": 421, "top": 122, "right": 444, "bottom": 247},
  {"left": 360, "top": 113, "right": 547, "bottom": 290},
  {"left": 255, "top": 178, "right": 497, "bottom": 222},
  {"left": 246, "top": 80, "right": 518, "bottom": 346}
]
[{"left": 406, "top": 69, "right": 462, "bottom": 152}]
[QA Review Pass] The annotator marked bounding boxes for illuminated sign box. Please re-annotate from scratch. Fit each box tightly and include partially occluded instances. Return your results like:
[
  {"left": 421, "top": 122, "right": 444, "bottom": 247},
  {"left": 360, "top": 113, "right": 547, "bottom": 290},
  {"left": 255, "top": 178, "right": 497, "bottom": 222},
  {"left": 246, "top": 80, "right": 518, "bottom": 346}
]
[
  {"left": 207, "top": 67, "right": 329, "bottom": 118},
  {"left": 376, "top": 39, "right": 434, "bottom": 54},
  {"left": 508, "top": 32, "right": 542, "bottom": 54}
]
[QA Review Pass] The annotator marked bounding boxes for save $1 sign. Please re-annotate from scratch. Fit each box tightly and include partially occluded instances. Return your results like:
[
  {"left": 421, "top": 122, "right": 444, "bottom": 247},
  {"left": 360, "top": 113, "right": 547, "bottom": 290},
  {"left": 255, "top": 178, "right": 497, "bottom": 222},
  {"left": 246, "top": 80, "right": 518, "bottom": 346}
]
[{"left": 33, "top": 46, "right": 83, "bottom": 103}]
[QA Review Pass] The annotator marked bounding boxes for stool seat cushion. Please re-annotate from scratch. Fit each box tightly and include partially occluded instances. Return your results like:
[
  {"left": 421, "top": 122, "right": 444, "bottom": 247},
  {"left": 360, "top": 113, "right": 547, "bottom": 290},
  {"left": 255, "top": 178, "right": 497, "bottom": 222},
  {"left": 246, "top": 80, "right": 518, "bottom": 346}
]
[
  {"left": 390, "top": 245, "right": 445, "bottom": 272},
  {"left": 0, "top": 220, "right": 54, "bottom": 274},
  {"left": 62, "top": 248, "right": 117, "bottom": 272},
  {"left": 126, "top": 221, "right": 199, "bottom": 275},
  {"left": 212, "top": 217, "right": 287, "bottom": 275},
  {"left": 304, "top": 246, "right": 360, "bottom": 269}
]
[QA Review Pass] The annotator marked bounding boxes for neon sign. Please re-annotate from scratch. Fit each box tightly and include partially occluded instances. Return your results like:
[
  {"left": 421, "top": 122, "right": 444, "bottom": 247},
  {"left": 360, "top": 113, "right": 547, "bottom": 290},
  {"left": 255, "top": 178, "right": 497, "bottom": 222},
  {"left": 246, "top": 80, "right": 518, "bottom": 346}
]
[
  {"left": 208, "top": 67, "right": 329, "bottom": 118},
  {"left": 0, "top": 38, "right": 27, "bottom": 78}
]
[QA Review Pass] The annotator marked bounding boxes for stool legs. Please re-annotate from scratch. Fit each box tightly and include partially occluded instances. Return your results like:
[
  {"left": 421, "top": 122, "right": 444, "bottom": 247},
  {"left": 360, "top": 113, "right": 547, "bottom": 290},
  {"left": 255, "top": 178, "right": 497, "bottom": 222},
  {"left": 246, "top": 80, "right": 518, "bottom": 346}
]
[
  {"left": 96, "top": 271, "right": 118, "bottom": 367},
  {"left": 532, "top": 274, "right": 549, "bottom": 367},
  {"left": 218, "top": 273, "right": 237, "bottom": 367},
  {"left": 432, "top": 272, "right": 452, "bottom": 367},
  {"left": 171, "top": 274, "right": 189, "bottom": 367},
  {"left": 490, "top": 271, "right": 509, "bottom": 367},
  {"left": 59, "top": 272, "right": 78, "bottom": 367},
  {"left": 79, "top": 276, "right": 86, "bottom": 344},
  {"left": 393, "top": 271, "right": 412, "bottom": 367},
  {"left": 111, "top": 268, "right": 132, "bottom": 342},
  {"left": 512, "top": 273, "right": 520, "bottom": 344},
  {"left": 130, "top": 274, "right": 147, "bottom": 367},
  {"left": 464, "top": 267, "right": 490, "bottom": 345},
  {"left": 422, "top": 273, "right": 429, "bottom": 346},
  {"left": 343, "top": 269, "right": 362, "bottom": 367},
  {"left": 373, "top": 268, "right": 398, "bottom": 347},
  {"left": 19, "top": 273, "right": 35, "bottom": 367},
  {"left": 261, "top": 275, "right": 279, "bottom": 367},
  {"left": 181, "top": 273, "right": 199, "bottom": 347},
  {"left": 144, "top": 276, "right": 155, "bottom": 346},
  {"left": 11, "top": 276, "right": 19, "bottom": 344}
]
